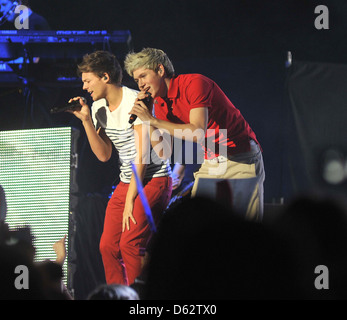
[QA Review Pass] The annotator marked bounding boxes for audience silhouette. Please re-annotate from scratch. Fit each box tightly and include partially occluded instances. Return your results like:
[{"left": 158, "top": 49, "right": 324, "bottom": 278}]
[
  {"left": 143, "top": 196, "right": 304, "bottom": 299},
  {"left": 87, "top": 283, "right": 139, "bottom": 300},
  {"left": 270, "top": 193, "right": 347, "bottom": 299},
  {"left": 2, "top": 191, "right": 347, "bottom": 300}
]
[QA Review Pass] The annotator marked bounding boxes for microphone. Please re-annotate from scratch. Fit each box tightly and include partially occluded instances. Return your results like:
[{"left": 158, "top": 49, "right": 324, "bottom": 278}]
[
  {"left": 129, "top": 92, "right": 152, "bottom": 124},
  {"left": 50, "top": 97, "right": 86, "bottom": 114}
]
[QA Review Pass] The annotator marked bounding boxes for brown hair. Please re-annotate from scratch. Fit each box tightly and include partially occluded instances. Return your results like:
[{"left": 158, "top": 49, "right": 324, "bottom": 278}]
[{"left": 77, "top": 50, "right": 123, "bottom": 85}]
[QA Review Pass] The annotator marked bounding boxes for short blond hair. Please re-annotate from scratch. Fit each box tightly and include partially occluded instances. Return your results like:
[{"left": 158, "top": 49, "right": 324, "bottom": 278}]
[{"left": 124, "top": 48, "right": 175, "bottom": 78}]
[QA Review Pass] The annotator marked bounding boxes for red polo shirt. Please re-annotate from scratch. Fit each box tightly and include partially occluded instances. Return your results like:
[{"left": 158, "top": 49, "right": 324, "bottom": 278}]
[{"left": 154, "top": 74, "right": 260, "bottom": 159}]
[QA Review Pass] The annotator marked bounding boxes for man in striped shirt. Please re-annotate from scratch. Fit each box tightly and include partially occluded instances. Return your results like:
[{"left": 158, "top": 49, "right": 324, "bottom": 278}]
[{"left": 69, "top": 51, "right": 172, "bottom": 286}]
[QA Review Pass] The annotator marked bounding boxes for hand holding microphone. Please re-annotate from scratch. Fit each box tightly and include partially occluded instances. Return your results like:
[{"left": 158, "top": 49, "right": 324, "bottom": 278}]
[
  {"left": 52, "top": 96, "right": 92, "bottom": 123},
  {"left": 50, "top": 97, "right": 87, "bottom": 113},
  {"left": 129, "top": 91, "right": 153, "bottom": 124}
]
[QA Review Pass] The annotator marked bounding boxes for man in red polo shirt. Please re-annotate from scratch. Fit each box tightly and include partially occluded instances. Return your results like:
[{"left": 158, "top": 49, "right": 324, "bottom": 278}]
[{"left": 125, "top": 48, "right": 265, "bottom": 221}]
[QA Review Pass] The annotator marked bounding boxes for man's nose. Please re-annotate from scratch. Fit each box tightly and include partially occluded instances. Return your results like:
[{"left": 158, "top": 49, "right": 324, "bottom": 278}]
[{"left": 138, "top": 79, "right": 146, "bottom": 89}]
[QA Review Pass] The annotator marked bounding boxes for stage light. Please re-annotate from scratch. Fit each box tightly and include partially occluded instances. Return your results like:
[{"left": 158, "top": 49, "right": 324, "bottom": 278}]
[{"left": 321, "top": 148, "right": 347, "bottom": 185}]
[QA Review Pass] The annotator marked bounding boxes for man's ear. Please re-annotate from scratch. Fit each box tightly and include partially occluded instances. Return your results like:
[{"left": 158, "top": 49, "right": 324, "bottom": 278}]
[
  {"left": 158, "top": 64, "right": 165, "bottom": 76},
  {"left": 102, "top": 73, "right": 109, "bottom": 82}
]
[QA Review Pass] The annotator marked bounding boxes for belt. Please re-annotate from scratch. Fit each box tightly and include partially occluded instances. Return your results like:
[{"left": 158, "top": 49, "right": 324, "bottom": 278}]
[
  {"left": 204, "top": 140, "right": 260, "bottom": 164},
  {"left": 205, "top": 155, "right": 229, "bottom": 164}
]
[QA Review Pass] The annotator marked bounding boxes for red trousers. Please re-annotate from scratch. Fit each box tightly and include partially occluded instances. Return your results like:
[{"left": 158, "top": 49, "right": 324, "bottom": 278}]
[{"left": 99, "top": 176, "right": 172, "bottom": 285}]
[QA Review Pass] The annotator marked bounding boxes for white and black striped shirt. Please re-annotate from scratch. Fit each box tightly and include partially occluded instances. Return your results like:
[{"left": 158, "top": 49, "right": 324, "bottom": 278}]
[{"left": 91, "top": 86, "right": 171, "bottom": 183}]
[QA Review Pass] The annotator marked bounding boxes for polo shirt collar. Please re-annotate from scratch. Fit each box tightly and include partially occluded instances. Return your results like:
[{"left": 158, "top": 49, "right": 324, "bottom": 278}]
[{"left": 167, "top": 75, "right": 178, "bottom": 99}]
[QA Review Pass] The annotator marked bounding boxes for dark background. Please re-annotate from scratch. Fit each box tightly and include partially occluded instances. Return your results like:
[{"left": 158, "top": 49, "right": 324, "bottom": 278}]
[{"left": 27, "top": 0, "right": 347, "bottom": 62}]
